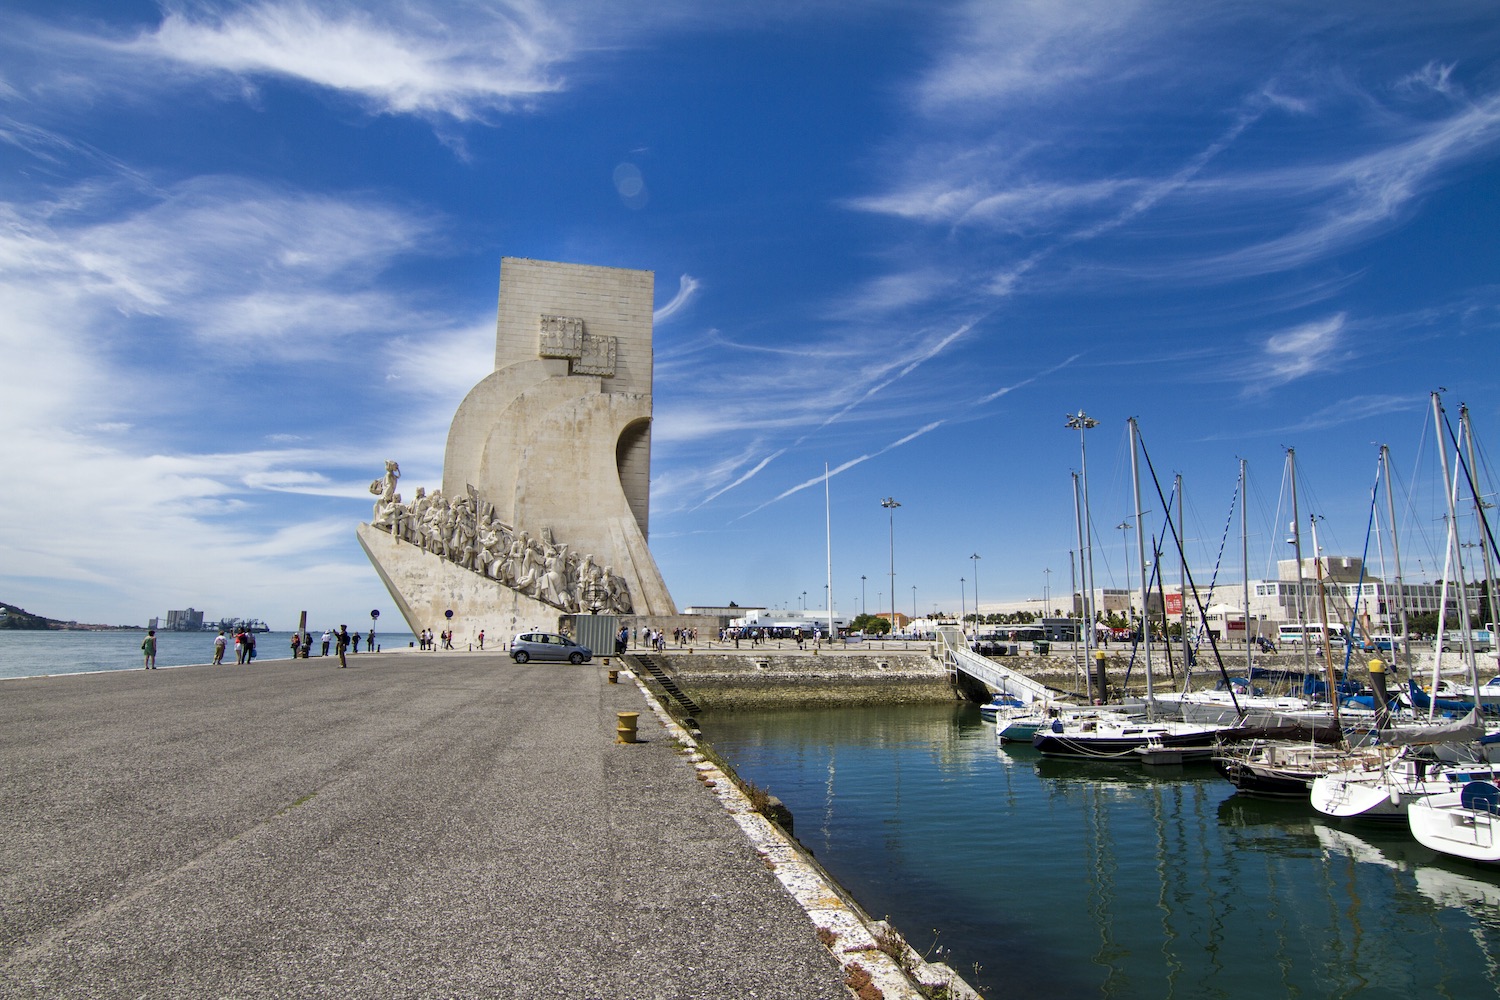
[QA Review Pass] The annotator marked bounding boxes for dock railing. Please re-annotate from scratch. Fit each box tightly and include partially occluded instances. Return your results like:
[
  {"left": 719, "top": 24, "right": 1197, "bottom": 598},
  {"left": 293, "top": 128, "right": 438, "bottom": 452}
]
[{"left": 936, "top": 627, "right": 1055, "bottom": 705}]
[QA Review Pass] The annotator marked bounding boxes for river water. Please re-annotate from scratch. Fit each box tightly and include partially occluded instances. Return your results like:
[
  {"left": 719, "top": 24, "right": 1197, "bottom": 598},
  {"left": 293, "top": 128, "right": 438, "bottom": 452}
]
[
  {"left": 702, "top": 703, "right": 1500, "bottom": 1000},
  {"left": 0, "top": 629, "right": 394, "bottom": 679}
]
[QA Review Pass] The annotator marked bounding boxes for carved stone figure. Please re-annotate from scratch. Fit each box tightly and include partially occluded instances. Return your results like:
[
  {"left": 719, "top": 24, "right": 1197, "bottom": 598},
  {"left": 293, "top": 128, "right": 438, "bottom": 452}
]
[
  {"left": 366, "top": 463, "right": 633, "bottom": 616},
  {"left": 369, "top": 460, "right": 401, "bottom": 526}
]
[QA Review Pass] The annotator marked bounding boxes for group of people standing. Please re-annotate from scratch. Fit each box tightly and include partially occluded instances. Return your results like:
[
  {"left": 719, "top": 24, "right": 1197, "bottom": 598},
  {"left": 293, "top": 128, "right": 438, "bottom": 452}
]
[
  {"left": 418, "top": 628, "right": 455, "bottom": 650},
  {"left": 208, "top": 628, "right": 259, "bottom": 664}
]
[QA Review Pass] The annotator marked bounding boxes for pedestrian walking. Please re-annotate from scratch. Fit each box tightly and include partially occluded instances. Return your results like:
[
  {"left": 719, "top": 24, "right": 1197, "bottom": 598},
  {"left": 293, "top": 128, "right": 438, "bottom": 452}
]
[
  {"left": 212, "top": 630, "right": 227, "bottom": 665},
  {"left": 291, "top": 632, "right": 302, "bottom": 658},
  {"left": 336, "top": 625, "right": 350, "bottom": 667},
  {"left": 141, "top": 629, "right": 157, "bottom": 669},
  {"left": 352, "top": 631, "right": 361, "bottom": 654},
  {"left": 321, "top": 630, "right": 332, "bottom": 656},
  {"left": 478, "top": 630, "right": 485, "bottom": 650}
]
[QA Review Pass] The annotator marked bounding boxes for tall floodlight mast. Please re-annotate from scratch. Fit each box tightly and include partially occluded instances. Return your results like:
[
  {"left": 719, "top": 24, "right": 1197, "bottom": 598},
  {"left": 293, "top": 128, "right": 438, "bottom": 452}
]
[
  {"left": 882, "top": 497, "right": 901, "bottom": 635},
  {"left": 1066, "top": 411, "right": 1100, "bottom": 675}
]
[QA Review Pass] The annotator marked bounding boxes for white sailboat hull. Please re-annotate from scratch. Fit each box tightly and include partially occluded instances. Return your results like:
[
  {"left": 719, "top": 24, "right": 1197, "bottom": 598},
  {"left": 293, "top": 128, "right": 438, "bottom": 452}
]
[
  {"left": 1310, "top": 749, "right": 1500, "bottom": 823},
  {"left": 1408, "top": 785, "right": 1500, "bottom": 863},
  {"left": 1311, "top": 775, "right": 1408, "bottom": 821}
]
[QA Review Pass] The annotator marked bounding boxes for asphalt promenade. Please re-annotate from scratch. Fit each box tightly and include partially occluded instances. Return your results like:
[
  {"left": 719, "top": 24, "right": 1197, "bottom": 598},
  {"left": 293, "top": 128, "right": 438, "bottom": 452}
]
[{"left": 0, "top": 653, "right": 852, "bottom": 999}]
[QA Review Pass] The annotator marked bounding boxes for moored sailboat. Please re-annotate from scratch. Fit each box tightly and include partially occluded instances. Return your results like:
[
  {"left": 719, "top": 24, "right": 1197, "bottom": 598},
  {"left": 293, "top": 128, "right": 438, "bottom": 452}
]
[
  {"left": 1033, "top": 417, "right": 1236, "bottom": 759},
  {"left": 1403, "top": 395, "right": 1500, "bottom": 860}
]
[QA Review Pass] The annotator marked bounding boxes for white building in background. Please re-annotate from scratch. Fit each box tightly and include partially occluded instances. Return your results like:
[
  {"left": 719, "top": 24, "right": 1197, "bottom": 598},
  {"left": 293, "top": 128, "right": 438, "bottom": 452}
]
[
  {"left": 728, "top": 609, "right": 851, "bottom": 633},
  {"left": 1088, "top": 555, "right": 1486, "bottom": 638}
]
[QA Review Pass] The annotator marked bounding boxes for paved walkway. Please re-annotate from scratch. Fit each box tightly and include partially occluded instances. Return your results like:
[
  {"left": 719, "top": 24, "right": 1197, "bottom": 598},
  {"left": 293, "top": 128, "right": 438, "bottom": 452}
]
[{"left": 0, "top": 654, "right": 852, "bottom": 999}]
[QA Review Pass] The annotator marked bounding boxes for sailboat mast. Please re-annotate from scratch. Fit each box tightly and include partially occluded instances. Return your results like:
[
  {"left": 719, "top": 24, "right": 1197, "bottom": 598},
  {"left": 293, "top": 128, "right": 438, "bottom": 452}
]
[
  {"left": 1308, "top": 514, "right": 1342, "bottom": 728},
  {"left": 1379, "top": 445, "right": 1413, "bottom": 676},
  {"left": 1177, "top": 474, "right": 1188, "bottom": 649},
  {"left": 1288, "top": 450, "right": 1313, "bottom": 677},
  {"left": 1432, "top": 392, "right": 1482, "bottom": 697},
  {"left": 1242, "top": 458, "right": 1252, "bottom": 677},
  {"left": 1461, "top": 405, "right": 1499, "bottom": 651},
  {"left": 1129, "top": 418, "right": 1152, "bottom": 711}
]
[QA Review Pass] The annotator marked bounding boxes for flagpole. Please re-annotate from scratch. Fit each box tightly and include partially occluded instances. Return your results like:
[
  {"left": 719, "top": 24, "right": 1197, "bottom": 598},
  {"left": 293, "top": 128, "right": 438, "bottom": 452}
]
[{"left": 825, "top": 463, "right": 835, "bottom": 640}]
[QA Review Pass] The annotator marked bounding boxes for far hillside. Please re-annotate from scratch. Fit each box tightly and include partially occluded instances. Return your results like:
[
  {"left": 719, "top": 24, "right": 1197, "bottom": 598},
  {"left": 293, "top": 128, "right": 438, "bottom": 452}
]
[{"left": 0, "top": 603, "right": 61, "bottom": 630}]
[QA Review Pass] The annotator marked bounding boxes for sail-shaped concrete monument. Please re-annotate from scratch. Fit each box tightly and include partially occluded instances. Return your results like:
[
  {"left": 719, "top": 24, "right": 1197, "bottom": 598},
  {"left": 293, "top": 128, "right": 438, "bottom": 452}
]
[{"left": 358, "top": 257, "right": 676, "bottom": 642}]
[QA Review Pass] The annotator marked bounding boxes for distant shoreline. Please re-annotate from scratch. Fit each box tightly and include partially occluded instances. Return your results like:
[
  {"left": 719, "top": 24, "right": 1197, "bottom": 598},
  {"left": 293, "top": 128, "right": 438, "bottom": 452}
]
[{"left": 0, "top": 624, "right": 146, "bottom": 632}]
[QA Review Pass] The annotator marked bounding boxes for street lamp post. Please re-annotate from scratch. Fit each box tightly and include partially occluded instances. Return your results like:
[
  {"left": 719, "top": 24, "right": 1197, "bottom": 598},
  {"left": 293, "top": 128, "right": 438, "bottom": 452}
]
[
  {"left": 801, "top": 590, "right": 807, "bottom": 612},
  {"left": 960, "top": 577, "right": 967, "bottom": 635},
  {"left": 882, "top": 497, "right": 901, "bottom": 635},
  {"left": 1067, "top": 411, "right": 1100, "bottom": 660},
  {"left": 911, "top": 585, "right": 917, "bottom": 622},
  {"left": 861, "top": 575, "right": 867, "bottom": 615},
  {"left": 1043, "top": 568, "right": 1051, "bottom": 616},
  {"left": 970, "top": 553, "right": 981, "bottom": 634}
]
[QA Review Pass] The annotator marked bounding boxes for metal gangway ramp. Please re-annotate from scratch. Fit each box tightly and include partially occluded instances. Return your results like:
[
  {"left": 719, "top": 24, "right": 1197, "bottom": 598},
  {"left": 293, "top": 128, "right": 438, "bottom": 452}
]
[{"left": 936, "top": 627, "right": 1055, "bottom": 705}]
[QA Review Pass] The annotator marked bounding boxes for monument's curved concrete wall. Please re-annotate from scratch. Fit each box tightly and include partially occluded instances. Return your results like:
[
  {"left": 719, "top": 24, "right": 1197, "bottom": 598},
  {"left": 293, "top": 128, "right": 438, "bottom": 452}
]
[{"left": 362, "top": 256, "right": 677, "bottom": 639}]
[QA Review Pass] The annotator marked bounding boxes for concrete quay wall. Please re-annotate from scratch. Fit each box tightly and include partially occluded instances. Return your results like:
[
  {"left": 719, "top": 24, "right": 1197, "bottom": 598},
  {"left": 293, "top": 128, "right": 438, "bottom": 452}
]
[
  {"left": 641, "top": 645, "right": 1421, "bottom": 710},
  {"left": 650, "top": 650, "right": 959, "bottom": 710}
]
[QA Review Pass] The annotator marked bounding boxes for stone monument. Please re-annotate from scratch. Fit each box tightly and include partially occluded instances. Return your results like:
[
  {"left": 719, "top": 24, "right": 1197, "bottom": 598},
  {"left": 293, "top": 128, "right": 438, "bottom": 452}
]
[{"left": 357, "top": 257, "right": 677, "bottom": 643}]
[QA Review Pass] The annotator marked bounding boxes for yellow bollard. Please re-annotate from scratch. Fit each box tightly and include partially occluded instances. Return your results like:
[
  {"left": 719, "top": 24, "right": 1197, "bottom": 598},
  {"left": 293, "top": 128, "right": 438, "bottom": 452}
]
[
  {"left": 616, "top": 711, "right": 639, "bottom": 744},
  {"left": 607, "top": 669, "right": 619, "bottom": 684}
]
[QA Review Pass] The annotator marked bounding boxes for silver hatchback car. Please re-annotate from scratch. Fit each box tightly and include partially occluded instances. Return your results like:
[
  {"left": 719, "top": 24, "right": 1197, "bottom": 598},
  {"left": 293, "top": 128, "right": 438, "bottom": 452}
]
[{"left": 509, "top": 632, "right": 593, "bottom": 664}]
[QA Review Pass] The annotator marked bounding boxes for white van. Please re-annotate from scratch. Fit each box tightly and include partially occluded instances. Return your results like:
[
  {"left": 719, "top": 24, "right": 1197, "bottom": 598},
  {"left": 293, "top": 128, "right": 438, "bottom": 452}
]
[{"left": 1441, "top": 631, "right": 1495, "bottom": 653}]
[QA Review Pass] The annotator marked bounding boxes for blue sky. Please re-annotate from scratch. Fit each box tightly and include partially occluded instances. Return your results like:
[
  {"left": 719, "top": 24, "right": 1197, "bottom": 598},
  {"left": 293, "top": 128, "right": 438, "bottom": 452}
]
[{"left": 2, "top": 1, "right": 1498, "bottom": 631}]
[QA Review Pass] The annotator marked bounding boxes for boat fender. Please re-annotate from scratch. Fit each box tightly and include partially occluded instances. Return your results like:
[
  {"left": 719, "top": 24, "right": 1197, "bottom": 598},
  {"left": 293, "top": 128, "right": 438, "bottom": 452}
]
[
  {"left": 1051, "top": 720, "right": 1064, "bottom": 733},
  {"left": 1388, "top": 789, "right": 1401, "bottom": 806}
]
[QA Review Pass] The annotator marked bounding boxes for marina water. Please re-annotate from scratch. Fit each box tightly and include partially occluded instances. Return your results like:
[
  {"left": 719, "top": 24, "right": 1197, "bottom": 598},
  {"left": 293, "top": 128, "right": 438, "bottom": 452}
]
[{"left": 703, "top": 703, "right": 1500, "bottom": 999}]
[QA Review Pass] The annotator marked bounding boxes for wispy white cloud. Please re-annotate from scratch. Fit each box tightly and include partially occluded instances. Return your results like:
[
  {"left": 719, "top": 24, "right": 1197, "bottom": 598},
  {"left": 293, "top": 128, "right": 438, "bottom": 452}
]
[
  {"left": 794, "top": 321, "right": 975, "bottom": 442},
  {"left": 976, "top": 353, "right": 1081, "bottom": 404},
  {"left": 0, "top": 168, "right": 475, "bottom": 625},
  {"left": 113, "top": 1, "right": 571, "bottom": 121},
  {"left": 740, "top": 420, "right": 946, "bottom": 518},
  {"left": 0, "top": 176, "right": 440, "bottom": 356},
  {"left": 653, "top": 273, "right": 700, "bottom": 324},
  {"left": 699, "top": 450, "right": 786, "bottom": 509},
  {"left": 1256, "top": 313, "right": 1348, "bottom": 387},
  {"left": 1396, "top": 61, "right": 1460, "bottom": 98},
  {"left": 915, "top": 0, "right": 1156, "bottom": 110},
  {"left": 1198, "top": 394, "right": 1423, "bottom": 440},
  {"left": 822, "top": 267, "right": 959, "bottom": 318},
  {"left": 1172, "top": 91, "right": 1500, "bottom": 281},
  {"left": 849, "top": 4, "right": 1500, "bottom": 313}
]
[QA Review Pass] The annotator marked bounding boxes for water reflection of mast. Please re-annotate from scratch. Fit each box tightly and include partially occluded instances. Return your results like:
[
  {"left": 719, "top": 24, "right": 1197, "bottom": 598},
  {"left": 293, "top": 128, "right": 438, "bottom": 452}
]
[
  {"left": 1147, "top": 781, "right": 1187, "bottom": 994},
  {"left": 1082, "top": 777, "right": 1121, "bottom": 990},
  {"left": 822, "top": 742, "right": 836, "bottom": 846}
]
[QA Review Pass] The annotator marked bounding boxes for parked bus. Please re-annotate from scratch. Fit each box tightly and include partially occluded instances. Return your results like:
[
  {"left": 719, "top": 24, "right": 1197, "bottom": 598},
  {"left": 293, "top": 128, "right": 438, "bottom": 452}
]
[{"left": 1277, "top": 623, "right": 1353, "bottom": 648}]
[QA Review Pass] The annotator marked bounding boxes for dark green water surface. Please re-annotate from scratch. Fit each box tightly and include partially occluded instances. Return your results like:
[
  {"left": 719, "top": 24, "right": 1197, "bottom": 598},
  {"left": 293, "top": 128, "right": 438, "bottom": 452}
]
[{"left": 701, "top": 703, "right": 1500, "bottom": 999}]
